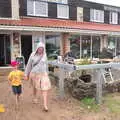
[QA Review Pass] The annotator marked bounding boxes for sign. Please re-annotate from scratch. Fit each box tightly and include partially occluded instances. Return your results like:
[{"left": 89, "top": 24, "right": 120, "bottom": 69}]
[
  {"left": 47, "top": 0, "right": 67, "bottom": 4},
  {"left": 13, "top": 33, "right": 20, "bottom": 60},
  {"left": 77, "top": 7, "right": 83, "bottom": 22},
  {"left": 16, "top": 56, "right": 25, "bottom": 71},
  {"left": 0, "top": 104, "right": 5, "bottom": 113}
]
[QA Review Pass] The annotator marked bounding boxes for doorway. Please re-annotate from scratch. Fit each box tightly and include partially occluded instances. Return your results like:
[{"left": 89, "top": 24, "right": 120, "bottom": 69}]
[
  {"left": 0, "top": 34, "right": 11, "bottom": 66},
  {"left": 21, "top": 35, "right": 32, "bottom": 64}
]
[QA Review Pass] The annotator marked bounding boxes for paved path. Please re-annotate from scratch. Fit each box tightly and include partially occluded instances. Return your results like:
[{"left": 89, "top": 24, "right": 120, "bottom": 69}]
[
  {"left": 1, "top": 79, "right": 120, "bottom": 120},
  {"left": 0, "top": 80, "right": 86, "bottom": 120}
]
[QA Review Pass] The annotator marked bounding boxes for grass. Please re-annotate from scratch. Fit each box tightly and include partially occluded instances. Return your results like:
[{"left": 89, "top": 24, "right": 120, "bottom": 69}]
[
  {"left": 103, "top": 94, "right": 120, "bottom": 114},
  {"left": 80, "top": 97, "right": 100, "bottom": 112},
  {"left": 80, "top": 93, "right": 120, "bottom": 114}
]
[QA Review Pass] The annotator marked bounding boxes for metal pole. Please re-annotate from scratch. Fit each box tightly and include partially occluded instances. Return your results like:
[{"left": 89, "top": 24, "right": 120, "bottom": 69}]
[
  {"left": 90, "top": 35, "right": 92, "bottom": 59},
  {"left": 80, "top": 35, "right": 82, "bottom": 59},
  {"left": 59, "top": 67, "right": 65, "bottom": 99},
  {"left": 96, "top": 69, "right": 103, "bottom": 104}
]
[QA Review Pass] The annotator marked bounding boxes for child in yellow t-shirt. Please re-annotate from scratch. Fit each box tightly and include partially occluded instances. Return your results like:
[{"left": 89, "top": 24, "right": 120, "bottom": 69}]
[{"left": 8, "top": 61, "right": 24, "bottom": 105}]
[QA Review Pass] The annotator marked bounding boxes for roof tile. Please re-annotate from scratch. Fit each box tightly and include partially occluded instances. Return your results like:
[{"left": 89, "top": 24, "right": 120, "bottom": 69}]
[{"left": 0, "top": 17, "right": 120, "bottom": 32}]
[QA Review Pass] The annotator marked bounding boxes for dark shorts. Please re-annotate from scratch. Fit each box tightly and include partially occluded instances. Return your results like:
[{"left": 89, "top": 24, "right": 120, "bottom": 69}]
[{"left": 12, "top": 85, "right": 22, "bottom": 95}]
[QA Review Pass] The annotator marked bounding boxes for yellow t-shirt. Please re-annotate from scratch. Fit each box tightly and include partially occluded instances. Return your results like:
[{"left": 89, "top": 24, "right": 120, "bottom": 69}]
[{"left": 8, "top": 70, "right": 24, "bottom": 86}]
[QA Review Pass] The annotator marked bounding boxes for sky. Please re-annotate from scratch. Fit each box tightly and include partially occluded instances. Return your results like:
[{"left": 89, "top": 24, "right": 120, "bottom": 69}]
[{"left": 84, "top": 0, "right": 120, "bottom": 7}]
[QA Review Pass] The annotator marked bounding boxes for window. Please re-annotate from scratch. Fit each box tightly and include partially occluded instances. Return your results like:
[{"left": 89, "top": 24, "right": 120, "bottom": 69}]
[
  {"left": 57, "top": 4, "right": 69, "bottom": 19},
  {"left": 109, "top": 12, "right": 118, "bottom": 24},
  {"left": 27, "top": 0, "right": 48, "bottom": 17},
  {"left": 90, "top": 9, "right": 104, "bottom": 23},
  {"left": 27, "top": 0, "right": 34, "bottom": 15},
  {"left": 46, "top": 35, "right": 60, "bottom": 60}
]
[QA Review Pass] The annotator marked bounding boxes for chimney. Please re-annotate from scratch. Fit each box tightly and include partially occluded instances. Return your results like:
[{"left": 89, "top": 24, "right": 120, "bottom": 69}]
[{"left": 11, "top": 0, "right": 19, "bottom": 19}]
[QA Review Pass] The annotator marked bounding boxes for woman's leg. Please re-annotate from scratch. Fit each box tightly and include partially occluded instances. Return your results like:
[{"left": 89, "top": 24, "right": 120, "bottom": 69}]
[
  {"left": 42, "top": 90, "right": 48, "bottom": 110},
  {"left": 30, "top": 74, "right": 38, "bottom": 103},
  {"left": 33, "top": 86, "right": 37, "bottom": 99}
]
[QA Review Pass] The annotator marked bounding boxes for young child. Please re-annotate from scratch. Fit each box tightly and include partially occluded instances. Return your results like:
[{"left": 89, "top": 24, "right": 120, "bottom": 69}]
[{"left": 8, "top": 60, "right": 24, "bottom": 105}]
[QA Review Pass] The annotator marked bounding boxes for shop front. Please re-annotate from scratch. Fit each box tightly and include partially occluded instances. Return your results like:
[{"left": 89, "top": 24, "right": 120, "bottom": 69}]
[{"left": 70, "top": 34, "right": 120, "bottom": 60}]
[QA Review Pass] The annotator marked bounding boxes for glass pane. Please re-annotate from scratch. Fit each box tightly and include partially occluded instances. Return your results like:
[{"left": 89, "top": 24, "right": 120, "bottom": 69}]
[
  {"left": 92, "top": 36, "right": 100, "bottom": 58},
  {"left": 81, "top": 35, "right": 91, "bottom": 58},
  {"left": 27, "top": 0, "right": 34, "bottom": 15},
  {"left": 103, "top": 37, "right": 116, "bottom": 58},
  {"left": 46, "top": 35, "right": 60, "bottom": 60},
  {"left": 35, "top": 1, "right": 48, "bottom": 16},
  {"left": 57, "top": 4, "right": 69, "bottom": 18},
  {"left": 70, "top": 34, "right": 80, "bottom": 59},
  {"left": 116, "top": 37, "right": 120, "bottom": 56}
]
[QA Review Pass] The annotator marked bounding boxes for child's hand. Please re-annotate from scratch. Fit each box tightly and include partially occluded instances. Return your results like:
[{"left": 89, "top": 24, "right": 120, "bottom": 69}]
[{"left": 24, "top": 75, "right": 28, "bottom": 80}]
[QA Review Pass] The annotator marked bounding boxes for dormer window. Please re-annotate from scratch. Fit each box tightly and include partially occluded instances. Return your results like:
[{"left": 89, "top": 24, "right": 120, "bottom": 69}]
[
  {"left": 109, "top": 12, "right": 118, "bottom": 24},
  {"left": 90, "top": 9, "right": 104, "bottom": 23},
  {"left": 27, "top": 0, "right": 48, "bottom": 17}
]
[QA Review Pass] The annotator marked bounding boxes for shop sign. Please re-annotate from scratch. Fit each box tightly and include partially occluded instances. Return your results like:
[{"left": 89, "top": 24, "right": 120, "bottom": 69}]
[{"left": 47, "top": 0, "right": 67, "bottom": 4}]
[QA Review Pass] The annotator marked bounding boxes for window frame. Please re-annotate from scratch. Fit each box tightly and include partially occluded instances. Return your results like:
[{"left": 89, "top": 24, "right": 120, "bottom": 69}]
[
  {"left": 109, "top": 11, "right": 118, "bottom": 24},
  {"left": 27, "top": 0, "right": 48, "bottom": 17},
  {"left": 57, "top": 4, "right": 69, "bottom": 19},
  {"left": 90, "top": 9, "right": 104, "bottom": 23}
]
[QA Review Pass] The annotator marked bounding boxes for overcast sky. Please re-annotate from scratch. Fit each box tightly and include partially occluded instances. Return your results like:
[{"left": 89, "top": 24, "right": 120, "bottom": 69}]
[{"left": 84, "top": 0, "right": 120, "bottom": 7}]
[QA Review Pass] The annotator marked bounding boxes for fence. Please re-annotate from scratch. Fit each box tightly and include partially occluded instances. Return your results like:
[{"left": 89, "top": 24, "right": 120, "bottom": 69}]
[{"left": 48, "top": 61, "right": 120, "bottom": 104}]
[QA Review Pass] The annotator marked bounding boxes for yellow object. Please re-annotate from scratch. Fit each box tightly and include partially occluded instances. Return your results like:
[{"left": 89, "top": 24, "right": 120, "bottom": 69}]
[
  {"left": 0, "top": 104, "right": 5, "bottom": 113},
  {"left": 8, "top": 70, "right": 24, "bottom": 86}
]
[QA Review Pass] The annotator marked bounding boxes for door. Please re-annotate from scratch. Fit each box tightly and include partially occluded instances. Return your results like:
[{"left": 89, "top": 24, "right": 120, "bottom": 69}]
[
  {"left": 0, "top": 34, "right": 11, "bottom": 66},
  {"left": 21, "top": 35, "right": 32, "bottom": 64}
]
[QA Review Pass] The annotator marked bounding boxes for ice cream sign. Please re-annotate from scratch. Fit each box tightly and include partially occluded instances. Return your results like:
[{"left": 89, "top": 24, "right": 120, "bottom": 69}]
[{"left": 47, "top": 0, "right": 67, "bottom": 4}]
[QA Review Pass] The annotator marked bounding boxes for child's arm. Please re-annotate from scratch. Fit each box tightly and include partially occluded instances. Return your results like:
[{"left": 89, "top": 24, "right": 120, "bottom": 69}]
[
  {"left": 8, "top": 73, "right": 12, "bottom": 84},
  {"left": 8, "top": 73, "right": 12, "bottom": 81},
  {"left": 20, "top": 71, "right": 28, "bottom": 80}
]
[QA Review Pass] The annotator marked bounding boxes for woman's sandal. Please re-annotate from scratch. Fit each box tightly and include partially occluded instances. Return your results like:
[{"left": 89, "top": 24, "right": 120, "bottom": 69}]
[
  {"left": 33, "top": 98, "right": 38, "bottom": 104},
  {"left": 43, "top": 108, "right": 49, "bottom": 112}
]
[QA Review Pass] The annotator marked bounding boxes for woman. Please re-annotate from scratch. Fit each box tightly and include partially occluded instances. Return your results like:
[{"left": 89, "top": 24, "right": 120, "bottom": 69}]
[{"left": 24, "top": 42, "right": 51, "bottom": 112}]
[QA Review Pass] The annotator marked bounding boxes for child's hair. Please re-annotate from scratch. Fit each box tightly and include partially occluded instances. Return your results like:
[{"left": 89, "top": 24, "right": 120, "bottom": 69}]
[{"left": 11, "top": 60, "right": 19, "bottom": 67}]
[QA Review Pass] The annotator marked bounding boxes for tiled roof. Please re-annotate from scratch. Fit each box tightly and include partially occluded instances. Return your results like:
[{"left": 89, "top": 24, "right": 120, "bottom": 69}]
[{"left": 0, "top": 17, "right": 120, "bottom": 32}]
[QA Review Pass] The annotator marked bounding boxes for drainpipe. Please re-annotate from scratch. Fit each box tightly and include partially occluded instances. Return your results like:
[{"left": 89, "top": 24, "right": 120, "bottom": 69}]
[
  {"left": 11, "top": 0, "right": 19, "bottom": 20},
  {"left": 90, "top": 35, "right": 92, "bottom": 59}
]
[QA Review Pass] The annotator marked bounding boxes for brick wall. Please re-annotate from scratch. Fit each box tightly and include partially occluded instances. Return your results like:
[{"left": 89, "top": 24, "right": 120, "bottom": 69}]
[{"left": 61, "top": 33, "right": 70, "bottom": 56}]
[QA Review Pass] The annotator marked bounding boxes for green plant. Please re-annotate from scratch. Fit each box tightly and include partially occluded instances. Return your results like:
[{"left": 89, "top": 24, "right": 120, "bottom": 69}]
[
  {"left": 76, "top": 58, "right": 91, "bottom": 65},
  {"left": 81, "top": 97, "right": 100, "bottom": 112}
]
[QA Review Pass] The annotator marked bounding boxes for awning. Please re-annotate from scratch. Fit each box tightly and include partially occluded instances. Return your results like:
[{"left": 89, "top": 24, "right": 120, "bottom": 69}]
[{"left": 0, "top": 17, "right": 120, "bottom": 35}]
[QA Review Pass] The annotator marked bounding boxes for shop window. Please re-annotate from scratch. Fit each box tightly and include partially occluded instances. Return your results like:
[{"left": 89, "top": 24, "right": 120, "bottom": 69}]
[
  {"left": 57, "top": 4, "right": 69, "bottom": 19},
  {"left": 106, "top": 37, "right": 116, "bottom": 58},
  {"left": 109, "top": 12, "right": 118, "bottom": 24},
  {"left": 27, "top": 0, "right": 48, "bottom": 17},
  {"left": 46, "top": 35, "right": 60, "bottom": 60},
  {"left": 116, "top": 37, "right": 120, "bottom": 56},
  {"left": 90, "top": 9, "right": 104, "bottom": 23},
  {"left": 92, "top": 36, "right": 100, "bottom": 58},
  {"left": 81, "top": 35, "right": 91, "bottom": 58},
  {"left": 69, "top": 34, "right": 80, "bottom": 59}
]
